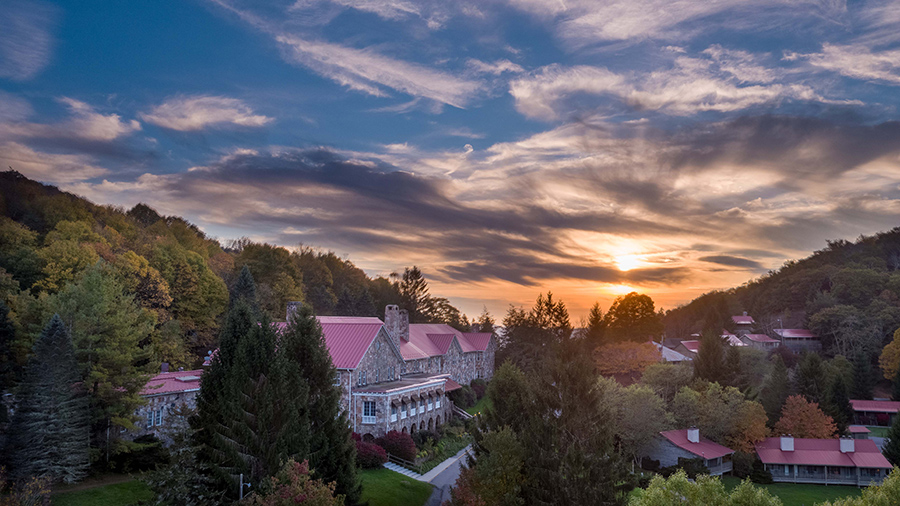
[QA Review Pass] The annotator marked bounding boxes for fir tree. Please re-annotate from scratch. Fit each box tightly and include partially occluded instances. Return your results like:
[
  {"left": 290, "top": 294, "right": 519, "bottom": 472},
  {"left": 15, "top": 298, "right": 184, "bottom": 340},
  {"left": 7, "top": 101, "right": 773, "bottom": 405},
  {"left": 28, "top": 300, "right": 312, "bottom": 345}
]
[
  {"left": 723, "top": 345, "right": 742, "bottom": 388},
  {"left": 0, "top": 300, "right": 16, "bottom": 392},
  {"left": 760, "top": 355, "right": 791, "bottom": 425},
  {"left": 796, "top": 352, "right": 827, "bottom": 404},
  {"left": 825, "top": 374, "right": 853, "bottom": 435},
  {"left": 584, "top": 302, "right": 606, "bottom": 348},
  {"left": 883, "top": 409, "right": 900, "bottom": 466},
  {"left": 5, "top": 314, "right": 89, "bottom": 483},
  {"left": 693, "top": 331, "right": 726, "bottom": 383},
  {"left": 230, "top": 265, "right": 259, "bottom": 311},
  {"left": 281, "top": 303, "right": 361, "bottom": 504},
  {"left": 851, "top": 353, "right": 875, "bottom": 400}
]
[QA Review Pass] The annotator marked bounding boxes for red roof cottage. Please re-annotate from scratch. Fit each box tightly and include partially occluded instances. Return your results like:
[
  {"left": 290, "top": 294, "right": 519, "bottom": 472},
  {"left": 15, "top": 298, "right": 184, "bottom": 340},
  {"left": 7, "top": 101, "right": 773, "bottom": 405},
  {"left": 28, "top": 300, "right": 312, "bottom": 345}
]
[
  {"left": 644, "top": 428, "right": 735, "bottom": 476},
  {"left": 756, "top": 435, "right": 892, "bottom": 486},
  {"left": 850, "top": 399, "right": 900, "bottom": 427},
  {"left": 136, "top": 365, "right": 203, "bottom": 440}
]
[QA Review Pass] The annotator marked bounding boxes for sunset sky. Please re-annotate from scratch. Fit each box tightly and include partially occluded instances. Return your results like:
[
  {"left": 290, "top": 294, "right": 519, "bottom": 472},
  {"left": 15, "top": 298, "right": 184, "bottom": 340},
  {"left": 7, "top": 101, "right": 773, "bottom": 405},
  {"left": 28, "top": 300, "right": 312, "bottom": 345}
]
[{"left": 2, "top": 0, "right": 900, "bottom": 319}]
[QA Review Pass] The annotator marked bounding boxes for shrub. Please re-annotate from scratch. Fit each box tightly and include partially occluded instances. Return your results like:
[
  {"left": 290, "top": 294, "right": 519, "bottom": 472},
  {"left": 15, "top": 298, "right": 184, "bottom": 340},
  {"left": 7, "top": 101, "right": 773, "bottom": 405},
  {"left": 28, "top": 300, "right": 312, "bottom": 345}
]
[
  {"left": 110, "top": 434, "right": 170, "bottom": 473},
  {"left": 449, "top": 386, "right": 477, "bottom": 409},
  {"left": 659, "top": 457, "right": 708, "bottom": 479},
  {"left": 749, "top": 459, "right": 774, "bottom": 484},
  {"left": 731, "top": 451, "right": 755, "bottom": 478},
  {"left": 640, "top": 457, "right": 660, "bottom": 472},
  {"left": 242, "top": 459, "right": 342, "bottom": 506},
  {"left": 355, "top": 440, "right": 387, "bottom": 469},
  {"left": 412, "top": 430, "right": 441, "bottom": 449},
  {"left": 470, "top": 379, "right": 487, "bottom": 400},
  {"left": 376, "top": 431, "right": 416, "bottom": 462}
]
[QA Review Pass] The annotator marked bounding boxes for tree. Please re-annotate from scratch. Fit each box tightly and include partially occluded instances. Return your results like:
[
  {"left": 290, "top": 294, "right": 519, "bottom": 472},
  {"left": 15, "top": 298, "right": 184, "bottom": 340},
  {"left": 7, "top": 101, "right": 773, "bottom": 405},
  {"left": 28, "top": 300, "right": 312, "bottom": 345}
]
[
  {"left": 851, "top": 353, "right": 875, "bottom": 400},
  {"left": 594, "top": 341, "right": 659, "bottom": 376},
  {"left": 113, "top": 251, "right": 173, "bottom": 323},
  {"left": 280, "top": 303, "right": 360, "bottom": 504},
  {"left": 49, "top": 263, "right": 154, "bottom": 455},
  {"left": 398, "top": 266, "right": 431, "bottom": 322},
  {"left": 0, "top": 301, "right": 16, "bottom": 392},
  {"left": 603, "top": 292, "right": 663, "bottom": 342},
  {"left": 242, "top": 460, "right": 344, "bottom": 506},
  {"left": 641, "top": 363, "right": 693, "bottom": 404},
  {"left": 670, "top": 383, "right": 767, "bottom": 450},
  {"left": 481, "top": 361, "right": 533, "bottom": 436},
  {"left": 472, "top": 306, "right": 495, "bottom": 334},
  {"left": 230, "top": 265, "right": 259, "bottom": 311},
  {"left": 824, "top": 374, "right": 854, "bottom": 435},
  {"left": 584, "top": 302, "right": 606, "bottom": 348},
  {"left": 5, "top": 315, "right": 89, "bottom": 483},
  {"left": 883, "top": 409, "right": 900, "bottom": 467},
  {"left": 632, "top": 470, "right": 782, "bottom": 506},
  {"left": 816, "top": 467, "right": 900, "bottom": 506},
  {"left": 446, "top": 427, "right": 525, "bottom": 506},
  {"left": 726, "top": 401, "right": 770, "bottom": 453},
  {"left": 774, "top": 395, "right": 837, "bottom": 439},
  {"left": 693, "top": 331, "right": 726, "bottom": 383},
  {"left": 893, "top": 361, "right": 900, "bottom": 402},
  {"left": 760, "top": 355, "right": 791, "bottom": 425},
  {"left": 879, "top": 327, "right": 900, "bottom": 380},
  {"left": 615, "top": 385, "right": 673, "bottom": 463},
  {"left": 796, "top": 352, "right": 827, "bottom": 405},
  {"left": 498, "top": 294, "right": 571, "bottom": 372},
  {"left": 723, "top": 345, "right": 742, "bottom": 388},
  {"left": 810, "top": 305, "right": 882, "bottom": 357}
]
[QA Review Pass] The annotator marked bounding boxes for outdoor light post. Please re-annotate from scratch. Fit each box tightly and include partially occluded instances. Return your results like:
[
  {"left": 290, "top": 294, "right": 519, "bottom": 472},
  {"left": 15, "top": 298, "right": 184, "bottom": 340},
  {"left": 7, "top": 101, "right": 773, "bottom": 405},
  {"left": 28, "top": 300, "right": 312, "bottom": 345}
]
[{"left": 239, "top": 474, "right": 251, "bottom": 500}]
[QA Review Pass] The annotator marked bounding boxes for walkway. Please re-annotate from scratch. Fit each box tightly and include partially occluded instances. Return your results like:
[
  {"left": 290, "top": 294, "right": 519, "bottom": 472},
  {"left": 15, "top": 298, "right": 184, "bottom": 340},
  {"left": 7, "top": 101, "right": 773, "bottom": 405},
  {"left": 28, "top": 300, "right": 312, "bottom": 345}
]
[{"left": 424, "top": 445, "right": 471, "bottom": 506}]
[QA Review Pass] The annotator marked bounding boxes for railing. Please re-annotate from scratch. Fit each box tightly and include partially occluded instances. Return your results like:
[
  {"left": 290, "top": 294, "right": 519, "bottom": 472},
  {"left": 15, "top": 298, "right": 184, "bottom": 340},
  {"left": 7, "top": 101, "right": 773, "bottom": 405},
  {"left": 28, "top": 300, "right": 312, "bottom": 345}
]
[
  {"left": 362, "top": 415, "right": 376, "bottom": 425},
  {"left": 390, "top": 414, "right": 397, "bottom": 422},
  {"left": 387, "top": 453, "right": 422, "bottom": 474},
  {"left": 452, "top": 404, "right": 473, "bottom": 420}
]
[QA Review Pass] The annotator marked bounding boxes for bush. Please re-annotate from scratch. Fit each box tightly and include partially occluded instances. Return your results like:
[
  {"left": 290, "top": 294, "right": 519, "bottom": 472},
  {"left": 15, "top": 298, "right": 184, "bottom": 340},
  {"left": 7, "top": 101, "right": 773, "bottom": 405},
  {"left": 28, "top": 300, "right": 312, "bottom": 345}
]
[
  {"left": 376, "top": 431, "right": 417, "bottom": 462},
  {"left": 750, "top": 459, "right": 774, "bottom": 484},
  {"left": 470, "top": 379, "right": 487, "bottom": 400},
  {"left": 449, "top": 386, "right": 477, "bottom": 409},
  {"left": 412, "top": 430, "right": 441, "bottom": 449},
  {"left": 731, "top": 451, "right": 755, "bottom": 478},
  {"left": 110, "top": 434, "right": 170, "bottom": 473},
  {"left": 356, "top": 440, "right": 387, "bottom": 469},
  {"left": 640, "top": 457, "right": 661, "bottom": 472},
  {"left": 659, "top": 457, "right": 708, "bottom": 479}
]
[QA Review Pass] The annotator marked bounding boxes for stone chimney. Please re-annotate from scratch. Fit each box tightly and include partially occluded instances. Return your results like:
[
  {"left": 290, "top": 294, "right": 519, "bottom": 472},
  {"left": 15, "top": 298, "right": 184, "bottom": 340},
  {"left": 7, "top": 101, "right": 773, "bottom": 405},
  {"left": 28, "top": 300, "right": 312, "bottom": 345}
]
[
  {"left": 840, "top": 437, "right": 855, "bottom": 453},
  {"left": 161, "top": 362, "right": 169, "bottom": 373},
  {"left": 780, "top": 435, "right": 794, "bottom": 452},
  {"left": 384, "top": 305, "right": 410, "bottom": 347},
  {"left": 743, "top": 311, "right": 748, "bottom": 316},
  {"left": 398, "top": 309, "right": 409, "bottom": 342},
  {"left": 286, "top": 301, "right": 303, "bottom": 321},
  {"left": 687, "top": 427, "right": 699, "bottom": 443}
]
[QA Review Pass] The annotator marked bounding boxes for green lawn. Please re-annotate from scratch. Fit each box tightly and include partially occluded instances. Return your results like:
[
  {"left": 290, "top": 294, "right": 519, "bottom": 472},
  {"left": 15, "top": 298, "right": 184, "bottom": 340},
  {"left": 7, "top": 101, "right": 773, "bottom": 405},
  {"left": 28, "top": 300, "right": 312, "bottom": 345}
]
[
  {"left": 466, "top": 395, "right": 492, "bottom": 416},
  {"left": 52, "top": 480, "right": 153, "bottom": 506},
  {"left": 721, "top": 476, "right": 862, "bottom": 506},
  {"left": 866, "top": 426, "right": 889, "bottom": 437},
  {"left": 360, "top": 467, "right": 433, "bottom": 506}
]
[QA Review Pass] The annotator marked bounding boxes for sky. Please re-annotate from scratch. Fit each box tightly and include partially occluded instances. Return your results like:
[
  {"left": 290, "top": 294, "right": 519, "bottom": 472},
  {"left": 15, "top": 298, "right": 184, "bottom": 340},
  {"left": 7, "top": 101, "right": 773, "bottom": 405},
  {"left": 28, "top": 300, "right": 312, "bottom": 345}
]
[{"left": 2, "top": 0, "right": 900, "bottom": 320}]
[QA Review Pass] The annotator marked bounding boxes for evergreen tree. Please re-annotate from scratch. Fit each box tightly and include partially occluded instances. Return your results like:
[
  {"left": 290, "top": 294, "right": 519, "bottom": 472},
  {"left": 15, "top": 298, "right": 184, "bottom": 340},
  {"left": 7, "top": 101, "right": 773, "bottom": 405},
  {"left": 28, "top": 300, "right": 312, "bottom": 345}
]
[
  {"left": 883, "top": 409, "right": 900, "bottom": 466},
  {"left": 474, "top": 306, "right": 495, "bottom": 334},
  {"left": 5, "top": 314, "right": 89, "bottom": 483},
  {"left": 693, "top": 331, "right": 726, "bottom": 383},
  {"left": 760, "top": 355, "right": 791, "bottom": 425},
  {"left": 851, "top": 353, "right": 875, "bottom": 400},
  {"left": 0, "top": 300, "right": 16, "bottom": 392},
  {"left": 796, "top": 352, "right": 827, "bottom": 404},
  {"left": 892, "top": 361, "right": 900, "bottom": 402},
  {"left": 584, "top": 302, "right": 606, "bottom": 348},
  {"left": 335, "top": 286, "right": 375, "bottom": 317},
  {"left": 723, "top": 345, "right": 742, "bottom": 388},
  {"left": 281, "top": 303, "right": 360, "bottom": 504},
  {"left": 398, "top": 266, "right": 431, "bottom": 322},
  {"left": 825, "top": 374, "right": 854, "bottom": 435},
  {"left": 230, "top": 265, "right": 259, "bottom": 311}
]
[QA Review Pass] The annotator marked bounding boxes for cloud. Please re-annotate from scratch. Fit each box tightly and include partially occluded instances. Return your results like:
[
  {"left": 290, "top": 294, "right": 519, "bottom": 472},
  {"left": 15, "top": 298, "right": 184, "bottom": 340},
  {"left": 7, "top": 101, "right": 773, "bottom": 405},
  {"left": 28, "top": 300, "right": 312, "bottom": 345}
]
[
  {"left": 0, "top": 0, "right": 56, "bottom": 80},
  {"left": 0, "top": 97, "right": 141, "bottom": 141},
  {"left": 698, "top": 255, "right": 765, "bottom": 269},
  {"left": 793, "top": 43, "right": 900, "bottom": 84},
  {"left": 467, "top": 58, "right": 525, "bottom": 76},
  {"left": 0, "top": 141, "right": 108, "bottom": 183},
  {"left": 140, "top": 95, "right": 273, "bottom": 131}
]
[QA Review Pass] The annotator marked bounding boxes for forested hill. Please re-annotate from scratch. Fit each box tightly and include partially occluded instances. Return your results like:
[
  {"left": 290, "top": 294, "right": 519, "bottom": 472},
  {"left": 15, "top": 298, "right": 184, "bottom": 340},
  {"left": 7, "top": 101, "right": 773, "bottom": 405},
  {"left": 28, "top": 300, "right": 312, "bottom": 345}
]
[
  {"left": 0, "top": 170, "right": 466, "bottom": 370},
  {"left": 664, "top": 228, "right": 900, "bottom": 359}
]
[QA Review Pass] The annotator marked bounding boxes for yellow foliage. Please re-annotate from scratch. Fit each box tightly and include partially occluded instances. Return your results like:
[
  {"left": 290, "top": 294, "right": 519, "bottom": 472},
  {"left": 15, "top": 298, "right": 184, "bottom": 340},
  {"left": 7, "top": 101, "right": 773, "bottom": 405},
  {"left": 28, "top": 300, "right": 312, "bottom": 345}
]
[
  {"left": 879, "top": 328, "right": 900, "bottom": 380},
  {"left": 595, "top": 341, "right": 659, "bottom": 375}
]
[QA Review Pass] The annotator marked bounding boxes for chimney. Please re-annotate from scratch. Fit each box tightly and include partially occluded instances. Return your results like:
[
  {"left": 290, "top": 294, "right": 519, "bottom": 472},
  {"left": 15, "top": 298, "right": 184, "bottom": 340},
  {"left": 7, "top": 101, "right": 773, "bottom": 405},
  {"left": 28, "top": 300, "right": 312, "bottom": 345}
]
[
  {"left": 399, "top": 309, "right": 410, "bottom": 342},
  {"left": 780, "top": 435, "right": 794, "bottom": 452},
  {"left": 161, "top": 362, "right": 169, "bottom": 373},
  {"left": 687, "top": 427, "right": 699, "bottom": 443},
  {"left": 286, "top": 301, "right": 303, "bottom": 321},
  {"left": 384, "top": 305, "right": 402, "bottom": 349},
  {"left": 743, "top": 311, "right": 748, "bottom": 316},
  {"left": 840, "top": 437, "right": 855, "bottom": 453}
]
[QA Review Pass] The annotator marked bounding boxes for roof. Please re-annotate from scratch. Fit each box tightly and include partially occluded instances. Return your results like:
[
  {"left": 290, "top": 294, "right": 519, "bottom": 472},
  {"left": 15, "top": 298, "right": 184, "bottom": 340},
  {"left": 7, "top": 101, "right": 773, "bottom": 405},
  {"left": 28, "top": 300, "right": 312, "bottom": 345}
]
[
  {"left": 732, "top": 315, "right": 755, "bottom": 325},
  {"left": 443, "top": 378, "right": 463, "bottom": 392},
  {"left": 659, "top": 429, "right": 734, "bottom": 459},
  {"left": 744, "top": 334, "right": 780, "bottom": 343},
  {"left": 774, "top": 328, "right": 818, "bottom": 339},
  {"left": 755, "top": 438, "right": 891, "bottom": 469},
  {"left": 275, "top": 316, "right": 385, "bottom": 370},
  {"left": 399, "top": 323, "right": 492, "bottom": 361},
  {"left": 848, "top": 425, "right": 871, "bottom": 434},
  {"left": 850, "top": 399, "right": 900, "bottom": 414},
  {"left": 652, "top": 342, "right": 692, "bottom": 362},
  {"left": 723, "top": 334, "right": 748, "bottom": 347},
  {"left": 141, "top": 369, "right": 204, "bottom": 396},
  {"left": 680, "top": 340, "right": 700, "bottom": 353}
]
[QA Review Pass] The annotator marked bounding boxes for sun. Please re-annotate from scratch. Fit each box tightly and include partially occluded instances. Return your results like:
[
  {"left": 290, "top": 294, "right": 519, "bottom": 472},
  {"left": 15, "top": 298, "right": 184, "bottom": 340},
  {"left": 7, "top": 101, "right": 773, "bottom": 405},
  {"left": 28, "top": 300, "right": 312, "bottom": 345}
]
[
  {"left": 607, "top": 284, "right": 637, "bottom": 295},
  {"left": 615, "top": 254, "right": 642, "bottom": 271}
]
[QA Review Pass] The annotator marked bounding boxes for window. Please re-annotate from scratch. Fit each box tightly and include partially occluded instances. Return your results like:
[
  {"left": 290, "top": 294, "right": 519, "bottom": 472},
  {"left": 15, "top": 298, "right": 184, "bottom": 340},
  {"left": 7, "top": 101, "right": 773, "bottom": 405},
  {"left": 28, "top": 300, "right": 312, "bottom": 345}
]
[
  {"left": 419, "top": 399, "right": 425, "bottom": 414},
  {"left": 427, "top": 397, "right": 433, "bottom": 411},
  {"left": 146, "top": 410, "right": 154, "bottom": 428},
  {"left": 391, "top": 405, "right": 398, "bottom": 423},
  {"left": 436, "top": 396, "right": 441, "bottom": 409},
  {"left": 401, "top": 403, "right": 407, "bottom": 419},
  {"left": 333, "top": 372, "right": 341, "bottom": 386},
  {"left": 155, "top": 408, "right": 163, "bottom": 426},
  {"left": 363, "top": 401, "right": 376, "bottom": 424},
  {"left": 362, "top": 371, "right": 367, "bottom": 385}
]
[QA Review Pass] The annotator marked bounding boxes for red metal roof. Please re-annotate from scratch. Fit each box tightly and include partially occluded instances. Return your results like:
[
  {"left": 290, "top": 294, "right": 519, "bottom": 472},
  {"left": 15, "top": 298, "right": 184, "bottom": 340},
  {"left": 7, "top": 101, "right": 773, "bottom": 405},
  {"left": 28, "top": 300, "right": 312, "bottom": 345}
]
[
  {"left": 732, "top": 315, "right": 755, "bottom": 325},
  {"left": 850, "top": 399, "right": 900, "bottom": 414},
  {"left": 848, "top": 425, "right": 871, "bottom": 434},
  {"left": 660, "top": 429, "right": 734, "bottom": 459},
  {"left": 443, "top": 378, "right": 463, "bottom": 392},
  {"left": 427, "top": 334, "right": 456, "bottom": 354},
  {"left": 275, "top": 316, "right": 384, "bottom": 370},
  {"left": 400, "top": 323, "right": 492, "bottom": 360},
  {"left": 462, "top": 332, "right": 492, "bottom": 351},
  {"left": 774, "top": 329, "right": 817, "bottom": 339},
  {"left": 680, "top": 340, "right": 700, "bottom": 352},
  {"left": 141, "top": 369, "right": 204, "bottom": 396},
  {"left": 744, "top": 334, "right": 780, "bottom": 343},
  {"left": 755, "top": 438, "right": 891, "bottom": 469}
]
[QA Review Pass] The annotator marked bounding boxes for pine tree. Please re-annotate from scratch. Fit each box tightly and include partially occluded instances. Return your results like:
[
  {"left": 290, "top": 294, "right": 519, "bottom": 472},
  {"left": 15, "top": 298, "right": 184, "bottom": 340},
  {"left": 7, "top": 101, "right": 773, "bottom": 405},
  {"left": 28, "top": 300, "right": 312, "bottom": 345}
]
[
  {"left": 584, "top": 302, "right": 606, "bottom": 348},
  {"left": 230, "top": 265, "right": 259, "bottom": 312},
  {"left": 281, "top": 302, "right": 361, "bottom": 504},
  {"left": 693, "top": 330, "right": 726, "bottom": 383},
  {"left": 0, "top": 300, "right": 16, "bottom": 392},
  {"left": 883, "top": 409, "right": 900, "bottom": 466},
  {"left": 851, "top": 353, "right": 875, "bottom": 400},
  {"left": 474, "top": 306, "right": 495, "bottom": 334},
  {"left": 825, "top": 374, "right": 854, "bottom": 435},
  {"left": 723, "top": 345, "right": 742, "bottom": 388},
  {"left": 760, "top": 355, "right": 791, "bottom": 425},
  {"left": 6, "top": 314, "right": 89, "bottom": 483},
  {"left": 796, "top": 352, "right": 827, "bottom": 404}
]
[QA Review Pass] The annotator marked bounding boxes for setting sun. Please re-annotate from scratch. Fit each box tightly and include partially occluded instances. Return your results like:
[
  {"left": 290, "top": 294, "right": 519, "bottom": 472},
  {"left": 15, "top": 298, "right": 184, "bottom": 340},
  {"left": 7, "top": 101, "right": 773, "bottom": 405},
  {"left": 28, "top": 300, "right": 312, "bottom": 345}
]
[{"left": 615, "top": 255, "right": 643, "bottom": 271}]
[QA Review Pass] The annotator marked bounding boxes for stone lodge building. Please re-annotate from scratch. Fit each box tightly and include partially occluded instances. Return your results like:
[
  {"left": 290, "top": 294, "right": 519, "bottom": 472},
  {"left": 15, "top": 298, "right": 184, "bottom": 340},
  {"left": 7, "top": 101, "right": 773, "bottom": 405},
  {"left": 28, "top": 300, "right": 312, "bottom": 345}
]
[{"left": 136, "top": 365, "right": 203, "bottom": 441}]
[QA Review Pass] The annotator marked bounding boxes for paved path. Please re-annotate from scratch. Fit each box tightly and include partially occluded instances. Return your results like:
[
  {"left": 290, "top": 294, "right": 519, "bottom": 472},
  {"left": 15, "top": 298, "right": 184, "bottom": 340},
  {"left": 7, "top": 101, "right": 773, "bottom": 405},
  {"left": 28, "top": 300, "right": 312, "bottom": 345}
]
[{"left": 424, "top": 445, "right": 472, "bottom": 506}]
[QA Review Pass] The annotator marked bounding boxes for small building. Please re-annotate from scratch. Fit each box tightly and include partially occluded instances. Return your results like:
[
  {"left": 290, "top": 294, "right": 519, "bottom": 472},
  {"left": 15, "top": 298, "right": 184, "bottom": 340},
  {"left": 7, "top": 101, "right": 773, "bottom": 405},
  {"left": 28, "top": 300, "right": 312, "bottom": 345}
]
[
  {"left": 674, "top": 340, "right": 700, "bottom": 359},
  {"left": 848, "top": 426, "right": 871, "bottom": 439},
  {"left": 645, "top": 428, "right": 734, "bottom": 476},
  {"left": 731, "top": 313, "right": 755, "bottom": 335},
  {"left": 741, "top": 333, "right": 781, "bottom": 350},
  {"left": 851, "top": 399, "right": 900, "bottom": 427},
  {"left": 652, "top": 342, "right": 693, "bottom": 363},
  {"left": 137, "top": 365, "right": 203, "bottom": 440},
  {"left": 721, "top": 331, "right": 748, "bottom": 348},
  {"left": 756, "top": 436, "right": 892, "bottom": 486},
  {"left": 773, "top": 328, "right": 822, "bottom": 351}
]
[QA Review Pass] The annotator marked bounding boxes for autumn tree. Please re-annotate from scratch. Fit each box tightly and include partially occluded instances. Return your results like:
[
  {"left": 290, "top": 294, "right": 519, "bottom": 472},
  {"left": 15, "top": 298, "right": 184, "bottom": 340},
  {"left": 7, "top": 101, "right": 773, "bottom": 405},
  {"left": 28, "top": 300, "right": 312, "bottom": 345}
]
[
  {"left": 670, "top": 383, "right": 768, "bottom": 451},
  {"left": 242, "top": 460, "right": 344, "bottom": 506},
  {"left": 594, "top": 341, "right": 659, "bottom": 376},
  {"left": 879, "top": 327, "right": 900, "bottom": 380},
  {"left": 603, "top": 292, "right": 663, "bottom": 343},
  {"left": 774, "top": 395, "right": 837, "bottom": 439}
]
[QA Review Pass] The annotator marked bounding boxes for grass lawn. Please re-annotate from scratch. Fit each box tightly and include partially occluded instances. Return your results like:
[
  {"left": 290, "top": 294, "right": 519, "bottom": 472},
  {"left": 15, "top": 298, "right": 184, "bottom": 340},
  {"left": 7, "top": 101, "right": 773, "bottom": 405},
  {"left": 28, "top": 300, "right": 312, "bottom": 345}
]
[
  {"left": 866, "top": 426, "right": 889, "bottom": 437},
  {"left": 360, "top": 467, "right": 433, "bottom": 506},
  {"left": 466, "top": 395, "right": 492, "bottom": 416},
  {"left": 52, "top": 480, "right": 153, "bottom": 506},
  {"left": 721, "top": 476, "right": 862, "bottom": 506}
]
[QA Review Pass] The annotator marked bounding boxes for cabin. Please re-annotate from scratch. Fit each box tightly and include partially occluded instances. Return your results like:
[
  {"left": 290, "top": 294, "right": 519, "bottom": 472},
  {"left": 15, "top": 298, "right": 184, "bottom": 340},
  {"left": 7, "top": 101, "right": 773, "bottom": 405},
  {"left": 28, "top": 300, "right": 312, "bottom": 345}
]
[
  {"left": 850, "top": 399, "right": 900, "bottom": 427},
  {"left": 644, "top": 428, "right": 734, "bottom": 476},
  {"left": 756, "top": 436, "right": 892, "bottom": 486}
]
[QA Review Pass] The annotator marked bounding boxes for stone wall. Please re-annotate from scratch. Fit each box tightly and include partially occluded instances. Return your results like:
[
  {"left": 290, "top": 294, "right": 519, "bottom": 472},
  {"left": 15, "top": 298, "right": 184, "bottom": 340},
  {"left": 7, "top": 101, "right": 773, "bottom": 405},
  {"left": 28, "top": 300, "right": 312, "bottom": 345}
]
[
  {"left": 134, "top": 390, "right": 199, "bottom": 443},
  {"left": 351, "top": 389, "right": 452, "bottom": 438},
  {"left": 353, "top": 328, "right": 404, "bottom": 387}
]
